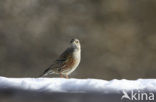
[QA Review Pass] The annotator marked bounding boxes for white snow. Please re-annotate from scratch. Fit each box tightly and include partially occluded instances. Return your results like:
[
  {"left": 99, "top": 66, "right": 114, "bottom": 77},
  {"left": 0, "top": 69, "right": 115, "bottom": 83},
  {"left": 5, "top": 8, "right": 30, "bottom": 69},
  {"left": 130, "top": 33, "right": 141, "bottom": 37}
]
[{"left": 0, "top": 76, "right": 156, "bottom": 93}]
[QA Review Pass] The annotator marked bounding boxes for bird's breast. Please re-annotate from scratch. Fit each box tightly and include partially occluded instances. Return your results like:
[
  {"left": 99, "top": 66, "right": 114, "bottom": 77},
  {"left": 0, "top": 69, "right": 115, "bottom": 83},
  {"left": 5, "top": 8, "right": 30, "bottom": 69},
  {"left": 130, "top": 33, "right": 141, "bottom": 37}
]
[{"left": 61, "top": 50, "right": 80, "bottom": 75}]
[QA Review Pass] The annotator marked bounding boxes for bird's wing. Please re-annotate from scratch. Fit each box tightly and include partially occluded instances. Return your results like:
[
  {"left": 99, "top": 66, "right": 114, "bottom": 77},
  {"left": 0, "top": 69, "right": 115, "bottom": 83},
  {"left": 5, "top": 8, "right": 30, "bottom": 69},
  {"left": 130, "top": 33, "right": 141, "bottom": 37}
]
[
  {"left": 40, "top": 48, "right": 73, "bottom": 77},
  {"left": 58, "top": 47, "right": 73, "bottom": 60},
  {"left": 50, "top": 47, "right": 73, "bottom": 71}
]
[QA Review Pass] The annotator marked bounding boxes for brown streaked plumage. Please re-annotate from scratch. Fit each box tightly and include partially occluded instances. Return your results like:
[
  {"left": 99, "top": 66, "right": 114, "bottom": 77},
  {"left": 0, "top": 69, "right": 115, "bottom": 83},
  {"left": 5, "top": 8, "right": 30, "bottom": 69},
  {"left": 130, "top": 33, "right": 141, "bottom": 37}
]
[{"left": 40, "top": 38, "right": 81, "bottom": 78}]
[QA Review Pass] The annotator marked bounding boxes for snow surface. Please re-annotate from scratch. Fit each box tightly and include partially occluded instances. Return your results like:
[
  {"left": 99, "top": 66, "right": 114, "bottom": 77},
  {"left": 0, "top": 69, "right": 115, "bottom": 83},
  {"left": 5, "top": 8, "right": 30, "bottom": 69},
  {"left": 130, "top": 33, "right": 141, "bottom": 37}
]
[{"left": 0, "top": 76, "right": 156, "bottom": 93}]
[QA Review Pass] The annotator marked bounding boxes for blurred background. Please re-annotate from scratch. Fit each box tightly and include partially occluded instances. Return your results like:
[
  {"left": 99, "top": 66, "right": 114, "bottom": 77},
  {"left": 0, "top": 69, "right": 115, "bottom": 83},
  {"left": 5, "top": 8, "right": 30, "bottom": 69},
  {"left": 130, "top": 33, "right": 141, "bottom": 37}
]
[{"left": 0, "top": 0, "right": 156, "bottom": 80}]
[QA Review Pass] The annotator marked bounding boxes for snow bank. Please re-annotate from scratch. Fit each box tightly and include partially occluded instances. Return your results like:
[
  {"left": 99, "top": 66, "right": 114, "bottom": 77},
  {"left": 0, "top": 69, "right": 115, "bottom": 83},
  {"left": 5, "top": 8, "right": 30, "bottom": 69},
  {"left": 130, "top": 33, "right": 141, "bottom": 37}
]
[{"left": 0, "top": 76, "right": 156, "bottom": 93}]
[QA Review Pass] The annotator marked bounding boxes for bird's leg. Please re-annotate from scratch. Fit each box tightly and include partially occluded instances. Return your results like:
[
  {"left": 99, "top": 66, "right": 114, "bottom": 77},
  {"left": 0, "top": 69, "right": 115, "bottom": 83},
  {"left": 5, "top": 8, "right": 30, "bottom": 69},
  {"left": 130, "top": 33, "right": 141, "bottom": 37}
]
[
  {"left": 60, "top": 73, "right": 64, "bottom": 78},
  {"left": 65, "top": 75, "right": 69, "bottom": 79}
]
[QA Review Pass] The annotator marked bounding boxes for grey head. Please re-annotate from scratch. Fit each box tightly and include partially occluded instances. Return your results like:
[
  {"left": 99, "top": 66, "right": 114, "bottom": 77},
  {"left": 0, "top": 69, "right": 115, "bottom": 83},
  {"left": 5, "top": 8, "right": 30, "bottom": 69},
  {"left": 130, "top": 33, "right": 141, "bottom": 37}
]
[{"left": 70, "top": 38, "right": 81, "bottom": 50}]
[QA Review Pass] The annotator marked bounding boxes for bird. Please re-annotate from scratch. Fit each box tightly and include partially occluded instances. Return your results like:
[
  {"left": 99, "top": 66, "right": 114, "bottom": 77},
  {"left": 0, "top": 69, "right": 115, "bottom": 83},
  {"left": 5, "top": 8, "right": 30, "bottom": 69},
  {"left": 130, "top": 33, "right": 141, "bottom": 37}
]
[{"left": 40, "top": 38, "right": 81, "bottom": 78}]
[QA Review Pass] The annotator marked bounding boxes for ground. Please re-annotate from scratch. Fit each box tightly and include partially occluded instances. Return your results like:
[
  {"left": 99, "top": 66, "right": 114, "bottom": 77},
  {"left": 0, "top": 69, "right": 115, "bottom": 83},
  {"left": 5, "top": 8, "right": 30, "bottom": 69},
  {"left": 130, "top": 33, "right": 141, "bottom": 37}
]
[{"left": 0, "top": 76, "right": 156, "bottom": 102}]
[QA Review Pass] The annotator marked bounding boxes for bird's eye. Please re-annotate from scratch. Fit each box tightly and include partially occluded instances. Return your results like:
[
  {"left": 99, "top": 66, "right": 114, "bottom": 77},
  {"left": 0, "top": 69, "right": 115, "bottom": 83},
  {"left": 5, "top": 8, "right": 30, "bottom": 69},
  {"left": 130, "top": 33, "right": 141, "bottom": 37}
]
[{"left": 75, "top": 40, "right": 79, "bottom": 43}]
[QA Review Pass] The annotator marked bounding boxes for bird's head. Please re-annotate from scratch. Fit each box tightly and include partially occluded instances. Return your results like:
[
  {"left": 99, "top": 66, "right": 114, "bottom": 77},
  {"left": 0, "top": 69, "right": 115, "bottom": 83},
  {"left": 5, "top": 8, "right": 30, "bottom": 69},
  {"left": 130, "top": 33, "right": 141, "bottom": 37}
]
[{"left": 70, "top": 38, "right": 81, "bottom": 50}]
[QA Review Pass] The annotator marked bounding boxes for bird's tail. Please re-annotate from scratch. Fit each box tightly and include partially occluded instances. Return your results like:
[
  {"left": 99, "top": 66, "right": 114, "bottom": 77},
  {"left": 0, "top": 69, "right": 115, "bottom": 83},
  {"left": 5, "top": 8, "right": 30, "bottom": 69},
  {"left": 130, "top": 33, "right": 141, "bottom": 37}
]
[
  {"left": 39, "top": 72, "right": 48, "bottom": 77},
  {"left": 39, "top": 68, "right": 54, "bottom": 77}
]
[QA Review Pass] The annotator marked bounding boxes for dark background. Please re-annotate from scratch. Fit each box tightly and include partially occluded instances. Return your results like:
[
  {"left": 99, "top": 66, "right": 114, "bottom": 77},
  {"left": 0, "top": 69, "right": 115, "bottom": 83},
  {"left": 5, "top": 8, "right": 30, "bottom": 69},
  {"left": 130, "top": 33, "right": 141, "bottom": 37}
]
[{"left": 0, "top": 0, "right": 156, "bottom": 80}]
